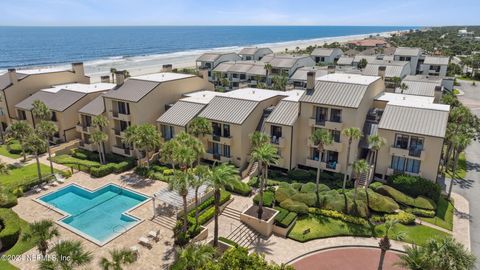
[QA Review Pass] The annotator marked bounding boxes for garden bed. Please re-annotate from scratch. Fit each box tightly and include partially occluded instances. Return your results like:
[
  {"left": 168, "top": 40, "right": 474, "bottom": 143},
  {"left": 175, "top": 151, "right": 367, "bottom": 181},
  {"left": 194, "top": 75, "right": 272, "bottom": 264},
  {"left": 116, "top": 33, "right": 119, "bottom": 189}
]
[
  {"left": 240, "top": 205, "right": 278, "bottom": 237},
  {"left": 419, "top": 197, "right": 454, "bottom": 231}
]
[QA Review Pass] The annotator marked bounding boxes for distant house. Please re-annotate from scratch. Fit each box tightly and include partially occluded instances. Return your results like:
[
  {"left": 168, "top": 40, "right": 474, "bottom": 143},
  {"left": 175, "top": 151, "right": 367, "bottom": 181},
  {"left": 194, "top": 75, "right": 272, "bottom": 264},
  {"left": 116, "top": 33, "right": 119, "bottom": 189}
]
[
  {"left": 213, "top": 61, "right": 266, "bottom": 90},
  {"left": 348, "top": 39, "right": 388, "bottom": 49},
  {"left": 420, "top": 56, "right": 449, "bottom": 77},
  {"left": 196, "top": 52, "right": 241, "bottom": 80},
  {"left": 261, "top": 54, "right": 316, "bottom": 77},
  {"left": 238, "top": 47, "right": 273, "bottom": 61},
  {"left": 362, "top": 60, "right": 411, "bottom": 89},
  {"left": 393, "top": 47, "right": 423, "bottom": 75},
  {"left": 310, "top": 48, "right": 343, "bottom": 64}
]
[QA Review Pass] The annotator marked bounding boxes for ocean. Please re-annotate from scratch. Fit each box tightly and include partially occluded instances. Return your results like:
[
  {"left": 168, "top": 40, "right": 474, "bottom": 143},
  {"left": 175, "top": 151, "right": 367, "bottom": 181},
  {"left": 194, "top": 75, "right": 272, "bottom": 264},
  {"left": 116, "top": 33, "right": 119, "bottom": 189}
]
[{"left": 0, "top": 26, "right": 413, "bottom": 70}]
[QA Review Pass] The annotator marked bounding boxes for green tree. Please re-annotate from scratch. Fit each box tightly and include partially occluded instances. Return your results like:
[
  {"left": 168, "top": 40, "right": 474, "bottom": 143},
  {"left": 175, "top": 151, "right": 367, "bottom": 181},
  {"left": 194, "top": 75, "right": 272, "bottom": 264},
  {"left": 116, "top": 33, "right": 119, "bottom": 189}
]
[
  {"left": 39, "top": 240, "right": 92, "bottom": 270},
  {"left": 358, "top": 58, "right": 368, "bottom": 69},
  {"left": 22, "top": 219, "right": 59, "bottom": 257},
  {"left": 25, "top": 133, "right": 47, "bottom": 181},
  {"left": 188, "top": 117, "right": 212, "bottom": 138},
  {"left": 110, "top": 68, "right": 117, "bottom": 83},
  {"left": 172, "top": 244, "right": 216, "bottom": 270},
  {"left": 208, "top": 163, "right": 238, "bottom": 247},
  {"left": 191, "top": 165, "right": 209, "bottom": 227},
  {"left": 271, "top": 74, "right": 288, "bottom": 91},
  {"left": 399, "top": 82, "right": 409, "bottom": 94},
  {"left": 448, "top": 134, "right": 471, "bottom": 199},
  {"left": 391, "top": 76, "right": 402, "bottom": 89},
  {"left": 99, "top": 248, "right": 137, "bottom": 270},
  {"left": 123, "top": 123, "right": 161, "bottom": 167},
  {"left": 250, "top": 143, "right": 279, "bottom": 219},
  {"left": 309, "top": 128, "right": 333, "bottom": 206},
  {"left": 0, "top": 160, "right": 9, "bottom": 175},
  {"left": 207, "top": 247, "right": 295, "bottom": 270},
  {"left": 249, "top": 131, "right": 270, "bottom": 151},
  {"left": 396, "top": 245, "right": 430, "bottom": 270},
  {"left": 377, "top": 219, "right": 401, "bottom": 270},
  {"left": 170, "top": 169, "right": 191, "bottom": 233},
  {"left": 422, "top": 237, "right": 476, "bottom": 270},
  {"left": 5, "top": 121, "right": 33, "bottom": 162},
  {"left": 367, "top": 134, "right": 385, "bottom": 177},
  {"left": 92, "top": 115, "right": 109, "bottom": 164},
  {"left": 264, "top": 63, "right": 272, "bottom": 85},
  {"left": 36, "top": 120, "right": 58, "bottom": 174},
  {"left": 352, "top": 159, "right": 369, "bottom": 202},
  {"left": 31, "top": 100, "right": 52, "bottom": 124},
  {"left": 341, "top": 127, "right": 362, "bottom": 192}
]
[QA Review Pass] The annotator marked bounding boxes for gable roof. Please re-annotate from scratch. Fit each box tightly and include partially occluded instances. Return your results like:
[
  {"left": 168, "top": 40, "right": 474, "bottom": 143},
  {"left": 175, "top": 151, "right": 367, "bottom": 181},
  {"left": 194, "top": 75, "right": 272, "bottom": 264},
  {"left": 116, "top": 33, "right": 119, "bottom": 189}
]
[
  {"left": 261, "top": 54, "right": 311, "bottom": 69},
  {"left": 394, "top": 47, "right": 422, "bottom": 56},
  {"left": 395, "top": 81, "right": 440, "bottom": 97},
  {"left": 156, "top": 101, "right": 206, "bottom": 127},
  {"left": 198, "top": 96, "right": 259, "bottom": 124},
  {"left": 265, "top": 100, "right": 299, "bottom": 126},
  {"left": 337, "top": 56, "right": 354, "bottom": 65},
  {"left": 15, "top": 90, "right": 86, "bottom": 112},
  {"left": 363, "top": 61, "right": 409, "bottom": 78},
  {"left": 290, "top": 67, "right": 328, "bottom": 81},
  {"left": 424, "top": 56, "right": 450, "bottom": 66},
  {"left": 196, "top": 52, "right": 237, "bottom": 62},
  {"left": 103, "top": 79, "right": 159, "bottom": 102},
  {"left": 0, "top": 72, "right": 28, "bottom": 91},
  {"left": 239, "top": 47, "right": 272, "bottom": 55},
  {"left": 311, "top": 48, "right": 339, "bottom": 57},
  {"left": 79, "top": 95, "right": 105, "bottom": 116}
]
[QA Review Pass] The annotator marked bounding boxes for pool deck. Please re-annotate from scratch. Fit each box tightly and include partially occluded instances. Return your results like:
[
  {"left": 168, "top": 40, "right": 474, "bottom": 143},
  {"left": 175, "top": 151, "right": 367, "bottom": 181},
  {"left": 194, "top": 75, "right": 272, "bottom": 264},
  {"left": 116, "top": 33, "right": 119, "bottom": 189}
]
[{"left": 12, "top": 170, "right": 175, "bottom": 270}]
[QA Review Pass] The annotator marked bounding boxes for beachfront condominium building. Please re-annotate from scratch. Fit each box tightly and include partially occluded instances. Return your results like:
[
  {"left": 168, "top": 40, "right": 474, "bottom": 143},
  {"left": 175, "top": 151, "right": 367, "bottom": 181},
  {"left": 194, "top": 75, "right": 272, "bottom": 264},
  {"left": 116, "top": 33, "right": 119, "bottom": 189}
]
[
  {"left": 0, "top": 63, "right": 89, "bottom": 134},
  {"left": 102, "top": 72, "right": 213, "bottom": 157},
  {"left": 297, "top": 73, "right": 384, "bottom": 175},
  {"left": 290, "top": 66, "right": 362, "bottom": 89},
  {"left": 77, "top": 93, "right": 111, "bottom": 152},
  {"left": 362, "top": 60, "right": 411, "bottom": 89},
  {"left": 420, "top": 56, "right": 450, "bottom": 77},
  {"left": 393, "top": 47, "right": 423, "bottom": 75},
  {"left": 212, "top": 61, "right": 266, "bottom": 90},
  {"left": 196, "top": 52, "right": 241, "bottom": 81},
  {"left": 310, "top": 48, "right": 344, "bottom": 64},
  {"left": 261, "top": 54, "right": 316, "bottom": 78},
  {"left": 197, "top": 88, "right": 290, "bottom": 168},
  {"left": 238, "top": 47, "right": 273, "bottom": 61},
  {"left": 14, "top": 83, "right": 114, "bottom": 143},
  {"left": 396, "top": 75, "right": 444, "bottom": 102}
]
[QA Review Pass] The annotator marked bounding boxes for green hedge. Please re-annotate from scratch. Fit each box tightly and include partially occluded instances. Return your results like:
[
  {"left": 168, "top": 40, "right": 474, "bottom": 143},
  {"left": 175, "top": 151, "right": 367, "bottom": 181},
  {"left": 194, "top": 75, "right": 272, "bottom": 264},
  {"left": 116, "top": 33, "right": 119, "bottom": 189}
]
[
  {"left": 413, "top": 196, "right": 436, "bottom": 210},
  {"left": 274, "top": 207, "right": 289, "bottom": 223},
  {"left": 8, "top": 143, "right": 23, "bottom": 155},
  {"left": 390, "top": 174, "right": 441, "bottom": 201},
  {"left": 0, "top": 209, "right": 21, "bottom": 251},
  {"left": 0, "top": 190, "right": 18, "bottom": 208},
  {"left": 308, "top": 208, "right": 369, "bottom": 226},
  {"left": 406, "top": 208, "right": 436, "bottom": 218},
  {"left": 187, "top": 191, "right": 231, "bottom": 226},
  {"left": 277, "top": 212, "right": 297, "bottom": 228},
  {"left": 225, "top": 179, "right": 252, "bottom": 196},
  {"left": 369, "top": 181, "right": 383, "bottom": 190},
  {"left": 376, "top": 185, "right": 436, "bottom": 210},
  {"left": 354, "top": 189, "right": 399, "bottom": 214},
  {"left": 299, "top": 182, "right": 330, "bottom": 193},
  {"left": 275, "top": 185, "right": 298, "bottom": 203},
  {"left": 290, "top": 192, "right": 316, "bottom": 207},
  {"left": 253, "top": 191, "right": 274, "bottom": 207},
  {"left": 386, "top": 211, "right": 416, "bottom": 225},
  {"left": 279, "top": 198, "right": 309, "bottom": 214}
]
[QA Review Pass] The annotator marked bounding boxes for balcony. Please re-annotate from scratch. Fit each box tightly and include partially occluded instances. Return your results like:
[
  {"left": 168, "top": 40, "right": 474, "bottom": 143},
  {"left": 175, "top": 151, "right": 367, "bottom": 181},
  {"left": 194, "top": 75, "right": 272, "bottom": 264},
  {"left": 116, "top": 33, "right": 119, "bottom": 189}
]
[
  {"left": 390, "top": 146, "right": 425, "bottom": 160},
  {"left": 325, "top": 120, "right": 344, "bottom": 130},
  {"left": 204, "top": 152, "right": 231, "bottom": 163},
  {"left": 79, "top": 141, "right": 96, "bottom": 152},
  {"left": 324, "top": 141, "right": 344, "bottom": 152},
  {"left": 109, "top": 111, "right": 131, "bottom": 121},
  {"left": 206, "top": 134, "right": 232, "bottom": 145},
  {"left": 76, "top": 125, "right": 92, "bottom": 134},
  {"left": 271, "top": 137, "right": 286, "bottom": 148},
  {"left": 386, "top": 167, "right": 421, "bottom": 177},
  {"left": 309, "top": 117, "right": 326, "bottom": 127},
  {"left": 111, "top": 145, "right": 132, "bottom": 157},
  {"left": 305, "top": 158, "right": 342, "bottom": 173}
]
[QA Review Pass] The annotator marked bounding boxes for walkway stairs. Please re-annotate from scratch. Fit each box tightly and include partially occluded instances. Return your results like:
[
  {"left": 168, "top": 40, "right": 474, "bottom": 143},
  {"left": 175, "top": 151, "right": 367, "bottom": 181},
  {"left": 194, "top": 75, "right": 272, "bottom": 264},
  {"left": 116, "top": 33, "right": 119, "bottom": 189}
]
[
  {"left": 226, "top": 223, "right": 260, "bottom": 248},
  {"left": 222, "top": 206, "right": 241, "bottom": 220},
  {"left": 152, "top": 215, "right": 177, "bottom": 229}
]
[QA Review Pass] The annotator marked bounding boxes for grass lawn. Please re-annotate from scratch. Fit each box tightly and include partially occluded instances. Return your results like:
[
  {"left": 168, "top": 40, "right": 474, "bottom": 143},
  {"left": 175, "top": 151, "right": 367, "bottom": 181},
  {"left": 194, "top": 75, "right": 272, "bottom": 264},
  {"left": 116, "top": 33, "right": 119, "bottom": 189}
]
[
  {"left": 0, "top": 145, "right": 21, "bottom": 159},
  {"left": 288, "top": 214, "right": 450, "bottom": 246},
  {"left": 420, "top": 197, "right": 454, "bottom": 231},
  {"left": 446, "top": 152, "right": 466, "bottom": 179},
  {"left": 0, "top": 215, "right": 36, "bottom": 270},
  {"left": 1, "top": 163, "right": 59, "bottom": 190}
]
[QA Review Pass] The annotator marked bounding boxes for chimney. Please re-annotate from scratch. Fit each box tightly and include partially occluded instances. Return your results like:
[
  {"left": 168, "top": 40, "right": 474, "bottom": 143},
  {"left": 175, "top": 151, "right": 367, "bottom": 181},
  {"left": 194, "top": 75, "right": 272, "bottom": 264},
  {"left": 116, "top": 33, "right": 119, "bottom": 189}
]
[
  {"left": 199, "top": 68, "right": 209, "bottom": 81},
  {"left": 162, "top": 64, "right": 173, "bottom": 72},
  {"left": 327, "top": 65, "right": 335, "bottom": 74},
  {"left": 306, "top": 71, "right": 316, "bottom": 91},
  {"left": 378, "top": 66, "right": 386, "bottom": 79},
  {"left": 71, "top": 62, "right": 85, "bottom": 75},
  {"left": 115, "top": 71, "right": 125, "bottom": 86},
  {"left": 8, "top": 68, "right": 17, "bottom": 85},
  {"left": 100, "top": 75, "right": 110, "bottom": 83}
]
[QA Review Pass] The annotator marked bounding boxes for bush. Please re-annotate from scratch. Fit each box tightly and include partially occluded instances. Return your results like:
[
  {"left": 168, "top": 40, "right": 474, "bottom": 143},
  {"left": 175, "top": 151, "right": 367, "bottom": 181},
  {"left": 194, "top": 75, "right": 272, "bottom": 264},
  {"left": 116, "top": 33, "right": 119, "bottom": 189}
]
[
  {"left": 355, "top": 189, "right": 399, "bottom": 214},
  {"left": 376, "top": 185, "right": 436, "bottom": 210},
  {"left": 291, "top": 183, "right": 302, "bottom": 191},
  {"left": 287, "top": 169, "right": 316, "bottom": 181},
  {"left": 390, "top": 174, "right": 441, "bottom": 201},
  {"left": 90, "top": 164, "right": 116, "bottom": 178},
  {"left": 225, "top": 179, "right": 252, "bottom": 196},
  {"left": 253, "top": 191, "right": 274, "bottom": 207},
  {"left": 279, "top": 199, "right": 309, "bottom": 214},
  {"left": 369, "top": 181, "right": 383, "bottom": 190},
  {"left": 187, "top": 191, "right": 231, "bottom": 226},
  {"left": 275, "top": 185, "right": 297, "bottom": 203},
  {"left": 406, "top": 208, "right": 435, "bottom": 218},
  {"left": 308, "top": 208, "right": 369, "bottom": 226},
  {"left": 277, "top": 212, "right": 297, "bottom": 228},
  {"left": 163, "top": 169, "right": 174, "bottom": 176},
  {"left": 8, "top": 143, "right": 23, "bottom": 155},
  {"left": 72, "top": 151, "right": 88, "bottom": 160},
  {"left": 152, "top": 165, "right": 168, "bottom": 173},
  {"left": 299, "top": 182, "right": 313, "bottom": 193},
  {"left": 414, "top": 196, "right": 436, "bottom": 210},
  {"left": 290, "top": 192, "right": 317, "bottom": 207},
  {"left": 274, "top": 207, "right": 289, "bottom": 223},
  {"left": 0, "top": 209, "right": 21, "bottom": 251},
  {"left": 0, "top": 190, "right": 18, "bottom": 208},
  {"left": 386, "top": 211, "right": 416, "bottom": 225}
]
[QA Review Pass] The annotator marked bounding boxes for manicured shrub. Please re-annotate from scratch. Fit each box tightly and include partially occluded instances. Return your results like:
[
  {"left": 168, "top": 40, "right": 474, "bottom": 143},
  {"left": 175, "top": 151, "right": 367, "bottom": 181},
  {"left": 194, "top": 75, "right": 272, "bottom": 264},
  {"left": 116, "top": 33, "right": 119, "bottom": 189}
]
[
  {"left": 369, "top": 181, "right": 383, "bottom": 191},
  {"left": 308, "top": 208, "right": 369, "bottom": 226},
  {"left": 386, "top": 211, "right": 416, "bottom": 225},
  {"left": 0, "top": 190, "right": 18, "bottom": 208},
  {"left": 277, "top": 212, "right": 297, "bottom": 228},
  {"left": 279, "top": 199, "right": 309, "bottom": 214},
  {"left": 370, "top": 215, "right": 385, "bottom": 223},
  {"left": 134, "top": 166, "right": 149, "bottom": 176},
  {"left": 355, "top": 189, "right": 399, "bottom": 214},
  {"left": 287, "top": 169, "right": 316, "bottom": 182},
  {"left": 72, "top": 151, "right": 88, "bottom": 160},
  {"left": 299, "top": 182, "right": 330, "bottom": 193},
  {"left": 225, "top": 179, "right": 252, "bottom": 196},
  {"left": 390, "top": 174, "right": 441, "bottom": 201},
  {"left": 413, "top": 196, "right": 437, "bottom": 210},
  {"left": 290, "top": 192, "right": 317, "bottom": 207},
  {"left": 291, "top": 183, "right": 302, "bottom": 191},
  {"left": 163, "top": 169, "right": 174, "bottom": 176},
  {"left": 8, "top": 143, "right": 23, "bottom": 155},
  {"left": 275, "top": 186, "right": 298, "bottom": 203},
  {"left": 253, "top": 191, "right": 274, "bottom": 207},
  {"left": 274, "top": 207, "right": 289, "bottom": 223},
  {"left": 376, "top": 185, "right": 415, "bottom": 206},
  {"left": 0, "top": 208, "right": 21, "bottom": 251},
  {"left": 406, "top": 208, "right": 435, "bottom": 218},
  {"left": 152, "top": 165, "right": 168, "bottom": 173},
  {"left": 90, "top": 163, "right": 115, "bottom": 178}
]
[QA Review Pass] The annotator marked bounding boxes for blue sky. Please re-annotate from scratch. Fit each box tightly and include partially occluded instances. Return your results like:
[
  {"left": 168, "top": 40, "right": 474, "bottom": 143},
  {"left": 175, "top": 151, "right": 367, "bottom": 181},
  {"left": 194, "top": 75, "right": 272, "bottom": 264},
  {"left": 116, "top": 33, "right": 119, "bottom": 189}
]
[{"left": 1, "top": 0, "right": 479, "bottom": 26}]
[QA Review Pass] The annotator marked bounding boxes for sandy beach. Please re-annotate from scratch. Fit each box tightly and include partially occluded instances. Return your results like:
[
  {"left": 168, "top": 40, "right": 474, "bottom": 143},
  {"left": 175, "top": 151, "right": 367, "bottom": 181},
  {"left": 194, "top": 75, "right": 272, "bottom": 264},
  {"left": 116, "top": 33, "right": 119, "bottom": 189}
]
[{"left": 18, "top": 30, "right": 406, "bottom": 82}]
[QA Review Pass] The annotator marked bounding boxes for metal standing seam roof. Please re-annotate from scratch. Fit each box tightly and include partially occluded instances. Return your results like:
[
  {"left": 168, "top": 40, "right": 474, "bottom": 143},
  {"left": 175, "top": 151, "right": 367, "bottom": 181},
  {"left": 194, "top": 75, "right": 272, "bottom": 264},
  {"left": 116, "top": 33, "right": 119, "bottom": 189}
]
[
  {"left": 299, "top": 80, "right": 371, "bottom": 108},
  {"left": 198, "top": 96, "right": 260, "bottom": 124},
  {"left": 15, "top": 89, "right": 87, "bottom": 112},
  {"left": 261, "top": 55, "right": 310, "bottom": 69},
  {"left": 196, "top": 52, "right": 237, "bottom": 62},
  {"left": 363, "top": 63, "right": 408, "bottom": 78},
  {"left": 0, "top": 72, "right": 28, "bottom": 90},
  {"left": 213, "top": 62, "right": 235, "bottom": 73},
  {"left": 78, "top": 95, "right": 105, "bottom": 116},
  {"left": 378, "top": 104, "right": 449, "bottom": 138},
  {"left": 311, "top": 48, "right": 336, "bottom": 57},
  {"left": 394, "top": 47, "right": 422, "bottom": 56},
  {"left": 290, "top": 68, "right": 328, "bottom": 81},
  {"left": 156, "top": 101, "right": 206, "bottom": 127},
  {"left": 228, "top": 62, "right": 255, "bottom": 73},
  {"left": 265, "top": 100, "right": 299, "bottom": 126},
  {"left": 337, "top": 56, "right": 354, "bottom": 65},
  {"left": 423, "top": 56, "right": 450, "bottom": 66},
  {"left": 353, "top": 55, "right": 378, "bottom": 63},
  {"left": 102, "top": 79, "right": 159, "bottom": 102},
  {"left": 246, "top": 64, "right": 267, "bottom": 76},
  {"left": 395, "top": 81, "right": 440, "bottom": 97}
]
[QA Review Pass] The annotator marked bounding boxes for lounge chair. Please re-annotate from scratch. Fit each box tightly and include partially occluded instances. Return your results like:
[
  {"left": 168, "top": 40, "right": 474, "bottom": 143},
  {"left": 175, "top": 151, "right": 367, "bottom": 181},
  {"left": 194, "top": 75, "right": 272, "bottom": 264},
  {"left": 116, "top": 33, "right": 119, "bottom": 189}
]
[
  {"left": 49, "top": 181, "right": 59, "bottom": 187},
  {"left": 138, "top": 237, "right": 152, "bottom": 248},
  {"left": 148, "top": 230, "right": 161, "bottom": 241},
  {"left": 40, "top": 183, "right": 49, "bottom": 191},
  {"left": 33, "top": 185, "right": 42, "bottom": 193},
  {"left": 55, "top": 174, "right": 66, "bottom": 184}
]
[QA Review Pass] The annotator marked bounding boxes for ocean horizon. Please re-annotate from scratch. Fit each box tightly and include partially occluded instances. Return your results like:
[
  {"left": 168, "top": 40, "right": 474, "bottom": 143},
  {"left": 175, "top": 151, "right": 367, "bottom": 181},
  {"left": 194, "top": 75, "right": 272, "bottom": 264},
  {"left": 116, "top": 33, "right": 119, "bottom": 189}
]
[{"left": 0, "top": 26, "right": 414, "bottom": 70}]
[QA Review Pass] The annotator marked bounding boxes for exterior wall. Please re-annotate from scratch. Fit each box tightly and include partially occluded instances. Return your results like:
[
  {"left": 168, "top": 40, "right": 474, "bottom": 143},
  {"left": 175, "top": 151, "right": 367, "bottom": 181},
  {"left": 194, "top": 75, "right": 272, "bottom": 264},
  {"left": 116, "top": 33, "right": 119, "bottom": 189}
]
[
  {"left": 263, "top": 122, "right": 297, "bottom": 170},
  {"left": 375, "top": 128, "right": 443, "bottom": 182},
  {"left": 312, "top": 49, "right": 343, "bottom": 64},
  {"left": 394, "top": 55, "right": 419, "bottom": 75},
  {"left": 421, "top": 64, "right": 448, "bottom": 77},
  {"left": 288, "top": 58, "right": 316, "bottom": 77}
]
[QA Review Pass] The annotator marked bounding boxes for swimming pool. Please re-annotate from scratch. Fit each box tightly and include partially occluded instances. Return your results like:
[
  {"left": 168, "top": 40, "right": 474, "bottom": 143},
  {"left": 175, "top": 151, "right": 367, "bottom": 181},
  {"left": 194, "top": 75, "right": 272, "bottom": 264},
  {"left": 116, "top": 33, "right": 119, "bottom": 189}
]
[{"left": 38, "top": 184, "right": 149, "bottom": 245}]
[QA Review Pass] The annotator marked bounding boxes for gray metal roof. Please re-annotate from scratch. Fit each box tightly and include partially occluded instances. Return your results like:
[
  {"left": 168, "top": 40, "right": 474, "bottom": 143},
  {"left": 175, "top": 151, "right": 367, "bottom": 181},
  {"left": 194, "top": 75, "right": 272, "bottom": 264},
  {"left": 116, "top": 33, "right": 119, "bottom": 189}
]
[
  {"left": 353, "top": 55, "right": 379, "bottom": 63},
  {"left": 198, "top": 96, "right": 259, "bottom": 124},
  {"left": 103, "top": 79, "right": 159, "bottom": 102},
  {"left": 16, "top": 90, "right": 86, "bottom": 112},
  {"left": 79, "top": 95, "right": 105, "bottom": 116},
  {"left": 156, "top": 101, "right": 206, "bottom": 127},
  {"left": 424, "top": 56, "right": 450, "bottom": 66},
  {"left": 246, "top": 64, "right": 267, "bottom": 76},
  {"left": 311, "top": 48, "right": 337, "bottom": 57},
  {"left": 395, "top": 81, "right": 439, "bottom": 97},
  {"left": 363, "top": 62, "right": 408, "bottom": 78},
  {"left": 265, "top": 100, "right": 299, "bottom": 126},
  {"left": 394, "top": 47, "right": 422, "bottom": 56},
  {"left": 337, "top": 56, "right": 354, "bottom": 65},
  {"left": 300, "top": 80, "right": 371, "bottom": 108},
  {"left": 197, "top": 52, "right": 237, "bottom": 62},
  {"left": 261, "top": 55, "right": 310, "bottom": 69},
  {"left": 228, "top": 62, "right": 255, "bottom": 73},
  {"left": 403, "top": 75, "right": 443, "bottom": 84},
  {"left": 0, "top": 72, "right": 28, "bottom": 91},
  {"left": 290, "top": 67, "right": 328, "bottom": 81},
  {"left": 239, "top": 48, "right": 261, "bottom": 55},
  {"left": 378, "top": 104, "right": 449, "bottom": 138},
  {"left": 213, "top": 62, "right": 234, "bottom": 73}
]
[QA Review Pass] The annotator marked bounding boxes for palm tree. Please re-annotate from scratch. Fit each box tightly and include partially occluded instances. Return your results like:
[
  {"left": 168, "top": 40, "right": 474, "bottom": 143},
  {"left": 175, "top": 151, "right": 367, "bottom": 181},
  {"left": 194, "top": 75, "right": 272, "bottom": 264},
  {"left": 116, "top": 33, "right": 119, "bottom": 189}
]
[
  {"left": 22, "top": 219, "right": 59, "bottom": 257},
  {"left": 191, "top": 165, "right": 209, "bottom": 227},
  {"left": 110, "top": 68, "right": 117, "bottom": 83},
  {"left": 187, "top": 117, "right": 212, "bottom": 138},
  {"left": 99, "top": 248, "right": 137, "bottom": 270},
  {"left": 172, "top": 132, "right": 205, "bottom": 169},
  {"left": 396, "top": 245, "right": 430, "bottom": 270},
  {"left": 264, "top": 63, "right": 272, "bottom": 86},
  {"left": 341, "top": 127, "right": 362, "bottom": 192},
  {"left": 25, "top": 133, "right": 47, "bottom": 181},
  {"left": 367, "top": 135, "right": 385, "bottom": 176},
  {"left": 123, "top": 124, "right": 161, "bottom": 167},
  {"left": 249, "top": 131, "right": 269, "bottom": 151},
  {"left": 174, "top": 243, "right": 216, "bottom": 270},
  {"left": 377, "top": 219, "right": 399, "bottom": 270},
  {"left": 31, "top": 100, "right": 52, "bottom": 126},
  {"left": 352, "top": 159, "right": 369, "bottom": 202},
  {"left": 448, "top": 134, "right": 471, "bottom": 199},
  {"left": 5, "top": 121, "right": 33, "bottom": 162},
  {"left": 250, "top": 143, "right": 279, "bottom": 219},
  {"left": 160, "top": 139, "right": 178, "bottom": 170},
  {"left": 422, "top": 237, "right": 476, "bottom": 270},
  {"left": 39, "top": 240, "right": 92, "bottom": 270},
  {"left": 391, "top": 76, "right": 402, "bottom": 89},
  {"left": 208, "top": 163, "right": 238, "bottom": 247},
  {"left": 170, "top": 169, "right": 191, "bottom": 233},
  {"left": 309, "top": 128, "right": 333, "bottom": 206},
  {"left": 272, "top": 74, "right": 288, "bottom": 91},
  {"left": 36, "top": 120, "right": 58, "bottom": 174},
  {"left": 399, "top": 83, "right": 409, "bottom": 94},
  {"left": 92, "top": 115, "right": 109, "bottom": 164}
]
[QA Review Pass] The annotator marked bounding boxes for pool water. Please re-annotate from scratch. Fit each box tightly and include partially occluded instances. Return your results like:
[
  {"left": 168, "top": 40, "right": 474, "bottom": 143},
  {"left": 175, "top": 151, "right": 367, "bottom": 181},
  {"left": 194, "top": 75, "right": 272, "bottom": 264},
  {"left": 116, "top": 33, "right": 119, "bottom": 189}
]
[{"left": 39, "top": 184, "right": 148, "bottom": 245}]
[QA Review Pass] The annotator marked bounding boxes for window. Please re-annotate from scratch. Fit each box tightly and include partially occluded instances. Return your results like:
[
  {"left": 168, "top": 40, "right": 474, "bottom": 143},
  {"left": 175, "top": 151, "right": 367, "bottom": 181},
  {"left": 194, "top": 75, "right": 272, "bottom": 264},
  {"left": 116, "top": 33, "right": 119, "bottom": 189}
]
[
  {"left": 391, "top": 156, "right": 406, "bottom": 172},
  {"left": 117, "top": 102, "right": 130, "bottom": 115},
  {"left": 119, "top": 120, "right": 129, "bottom": 131},
  {"left": 406, "top": 159, "right": 421, "bottom": 174},
  {"left": 311, "top": 147, "right": 320, "bottom": 161},
  {"left": 212, "top": 142, "right": 220, "bottom": 155},
  {"left": 315, "top": 107, "right": 328, "bottom": 125},
  {"left": 18, "top": 110, "right": 27, "bottom": 120},
  {"left": 223, "top": 124, "right": 230, "bottom": 137},
  {"left": 330, "top": 109, "right": 342, "bottom": 123},
  {"left": 326, "top": 151, "right": 339, "bottom": 169},
  {"left": 270, "top": 125, "right": 282, "bottom": 144},
  {"left": 83, "top": 115, "right": 92, "bottom": 127},
  {"left": 223, "top": 145, "right": 231, "bottom": 158},
  {"left": 212, "top": 122, "right": 221, "bottom": 137},
  {"left": 394, "top": 134, "right": 409, "bottom": 149},
  {"left": 409, "top": 136, "right": 424, "bottom": 157},
  {"left": 51, "top": 111, "right": 57, "bottom": 122},
  {"left": 331, "top": 130, "right": 341, "bottom": 143},
  {"left": 392, "top": 156, "right": 421, "bottom": 174},
  {"left": 161, "top": 125, "right": 174, "bottom": 140}
]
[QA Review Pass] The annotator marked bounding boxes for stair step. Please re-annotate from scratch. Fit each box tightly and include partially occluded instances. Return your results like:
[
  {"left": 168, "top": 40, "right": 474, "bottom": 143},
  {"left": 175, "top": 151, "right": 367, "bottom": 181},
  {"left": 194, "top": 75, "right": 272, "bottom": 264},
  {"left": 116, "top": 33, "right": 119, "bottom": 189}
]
[{"left": 153, "top": 216, "right": 177, "bottom": 229}]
